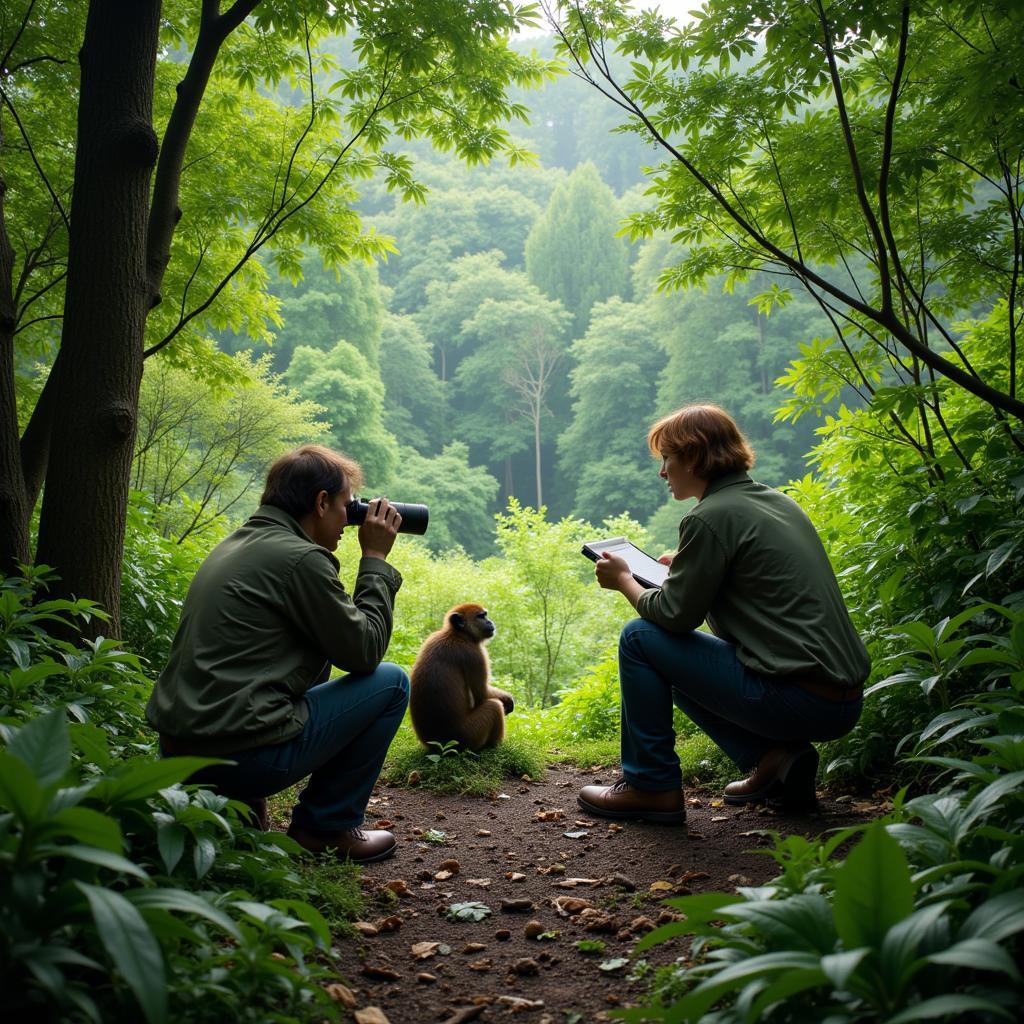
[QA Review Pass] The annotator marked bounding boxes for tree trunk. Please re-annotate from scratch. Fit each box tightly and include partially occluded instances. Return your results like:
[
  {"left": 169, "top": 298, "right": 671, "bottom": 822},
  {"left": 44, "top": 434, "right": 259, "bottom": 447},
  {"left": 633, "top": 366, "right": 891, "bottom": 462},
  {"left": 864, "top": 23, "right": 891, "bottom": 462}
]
[
  {"left": 0, "top": 111, "right": 30, "bottom": 574},
  {"left": 533, "top": 407, "right": 543, "bottom": 508},
  {"left": 35, "top": 0, "right": 161, "bottom": 634}
]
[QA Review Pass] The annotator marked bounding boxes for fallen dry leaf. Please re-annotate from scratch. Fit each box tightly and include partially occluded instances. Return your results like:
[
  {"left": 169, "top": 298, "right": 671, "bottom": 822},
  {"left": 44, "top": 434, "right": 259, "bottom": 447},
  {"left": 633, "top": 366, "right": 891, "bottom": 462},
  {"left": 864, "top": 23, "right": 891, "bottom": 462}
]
[
  {"left": 574, "top": 817, "right": 596, "bottom": 826},
  {"left": 416, "top": 972, "right": 436, "bottom": 984},
  {"left": 535, "top": 862, "right": 565, "bottom": 875},
  {"left": 465, "top": 877, "right": 491, "bottom": 887},
  {"left": 375, "top": 915, "right": 402, "bottom": 932},
  {"left": 710, "top": 799, "right": 724, "bottom": 808},
  {"left": 324, "top": 983, "right": 357, "bottom": 1008},
  {"left": 554, "top": 896, "right": 595, "bottom": 916},
  {"left": 411, "top": 941, "right": 440, "bottom": 959},
  {"left": 434, "top": 870, "right": 454, "bottom": 881},
  {"left": 505, "top": 871, "right": 526, "bottom": 882},
  {"left": 354, "top": 1009, "right": 391, "bottom": 1024},
  {"left": 373, "top": 819, "right": 393, "bottom": 829},
  {"left": 438, "top": 858, "right": 460, "bottom": 873},
  {"left": 353, "top": 921, "right": 379, "bottom": 937},
  {"left": 649, "top": 880, "right": 674, "bottom": 892},
  {"left": 496, "top": 995, "right": 545, "bottom": 1012},
  {"left": 468, "top": 958, "right": 493, "bottom": 971},
  {"left": 384, "top": 879, "right": 411, "bottom": 897},
  {"left": 711, "top": 815, "right": 729, "bottom": 822},
  {"left": 462, "top": 942, "right": 487, "bottom": 953},
  {"left": 360, "top": 964, "right": 401, "bottom": 981}
]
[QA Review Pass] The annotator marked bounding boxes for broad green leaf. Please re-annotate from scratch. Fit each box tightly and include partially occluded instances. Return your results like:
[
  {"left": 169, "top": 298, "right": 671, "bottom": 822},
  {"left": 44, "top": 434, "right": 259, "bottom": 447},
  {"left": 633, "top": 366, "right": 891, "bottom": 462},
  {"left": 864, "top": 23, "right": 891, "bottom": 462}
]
[
  {"left": 4, "top": 661, "right": 68, "bottom": 694},
  {"left": 819, "top": 947, "right": 870, "bottom": 989},
  {"left": 193, "top": 834, "right": 216, "bottom": 879},
  {"left": 94, "top": 757, "right": 221, "bottom": 804},
  {"left": 927, "top": 938, "right": 1020, "bottom": 979},
  {"left": 41, "top": 807, "right": 123, "bottom": 852},
  {"left": 130, "top": 888, "right": 241, "bottom": 941},
  {"left": 961, "top": 770, "right": 1024, "bottom": 831},
  {"left": 44, "top": 844, "right": 149, "bottom": 880},
  {"left": 833, "top": 822, "right": 913, "bottom": 949},
  {"left": 0, "top": 750, "right": 45, "bottom": 821},
  {"left": 7, "top": 709, "right": 70, "bottom": 786},
  {"left": 270, "top": 898, "right": 331, "bottom": 948},
  {"left": 69, "top": 722, "right": 112, "bottom": 770},
  {"left": 720, "top": 894, "right": 836, "bottom": 953},
  {"left": 960, "top": 891, "right": 1024, "bottom": 942},
  {"left": 885, "top": 994, "right": 1014, "bottom": 1023},
  {"left": 77, "top": 883, "right": 167, "bottom": 1024},
  {"left": 985, "top": 540, "right": 1018, "bottom": 578},
  {"left": 879, "top": 901, "right": 951, "bottom": 992},
  {"left": 157, "top": 823, "right": 186, "bottom": 873}
]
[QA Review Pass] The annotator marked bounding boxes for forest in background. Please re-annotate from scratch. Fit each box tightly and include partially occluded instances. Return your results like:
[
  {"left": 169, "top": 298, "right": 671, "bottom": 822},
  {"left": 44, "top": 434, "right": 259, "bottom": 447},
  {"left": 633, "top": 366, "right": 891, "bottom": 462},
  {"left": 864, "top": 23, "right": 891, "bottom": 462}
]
[{"left": 210, "top": 34, "right": 829, "bottom": 559}]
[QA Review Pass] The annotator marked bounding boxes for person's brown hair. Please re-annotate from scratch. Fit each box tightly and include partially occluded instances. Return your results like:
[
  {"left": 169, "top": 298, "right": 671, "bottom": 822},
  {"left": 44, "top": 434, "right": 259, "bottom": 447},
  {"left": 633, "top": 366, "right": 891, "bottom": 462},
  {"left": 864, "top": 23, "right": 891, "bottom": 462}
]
[
  {"left": 647, "top": 404, "right": 755, "bottom": 479},
  {"left": 260, "top": 445, "right": 364, "bottom": 518}
]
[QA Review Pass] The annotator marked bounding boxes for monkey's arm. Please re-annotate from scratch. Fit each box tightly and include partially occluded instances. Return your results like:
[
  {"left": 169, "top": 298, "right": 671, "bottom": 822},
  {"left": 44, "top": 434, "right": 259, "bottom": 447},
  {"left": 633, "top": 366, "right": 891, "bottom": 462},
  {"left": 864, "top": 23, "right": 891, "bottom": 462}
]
[{"left": 486, "top": 685, "right": 514, "bottom": 715}]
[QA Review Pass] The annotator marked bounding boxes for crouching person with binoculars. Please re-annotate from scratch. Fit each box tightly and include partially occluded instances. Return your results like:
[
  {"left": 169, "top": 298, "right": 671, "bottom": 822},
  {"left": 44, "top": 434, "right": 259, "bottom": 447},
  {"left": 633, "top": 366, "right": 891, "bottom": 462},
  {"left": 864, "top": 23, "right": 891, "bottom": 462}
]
[{"left": 147, "top": 444, "right": 422, "bottom": 863}]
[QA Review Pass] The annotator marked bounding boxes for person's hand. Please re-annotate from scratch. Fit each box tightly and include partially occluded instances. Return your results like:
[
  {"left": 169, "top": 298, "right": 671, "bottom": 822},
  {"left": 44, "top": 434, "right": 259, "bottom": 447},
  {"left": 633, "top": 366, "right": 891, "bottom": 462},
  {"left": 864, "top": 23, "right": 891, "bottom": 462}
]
[
  {"left": 595, "top": 550, "right": 633, "bottom": 592},
  {"left": 358, "top": 497, "right": 402, "bottom": 561},
  {"left": 657, "top": 552, "right": 674, "bottom": 566}
]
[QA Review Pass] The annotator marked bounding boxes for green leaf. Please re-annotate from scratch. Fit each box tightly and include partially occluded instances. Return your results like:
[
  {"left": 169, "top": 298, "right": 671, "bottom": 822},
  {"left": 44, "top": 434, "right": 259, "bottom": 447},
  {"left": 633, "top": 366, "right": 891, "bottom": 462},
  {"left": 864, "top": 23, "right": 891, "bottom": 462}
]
[
  {"left": 193, "top": 834, "right": 216, "bottom": 879},
  {"left": 885, "top": 994, "right": 1014, "bottom": 1023},
  {"left": 985, "top": 540, "right": 1018, "bottom": 578},
  {"left": 720, "top": 894, "right": 836, "bottom": 953},
  {"left": 819, "top": 947, "right": 870, "bottom": 989},
  {"left": 157, "top": 822, "right": 186, "bottom": 873},
  {"left": 41, "top": 807, "right": 123, "bottom": 852},
  {"left": 270, "top": 898, "right": 331, "bottom": 948},
  {"left": 7, "top": 709, "right": 70, "bottom": 786},
  {"left": 46, "top": 844, "right": 150, "bottom": 880},
  {"left": 927, "top": 938, "right": 1020, "bottom": 979},
  {"left": 446, "top": 901, "right": 492, "bottom": 922},
  {"left": 129, "top": 888, "right": 241, "bottom": 941},
  {"left": 77, "top": 883, "right": 167, "bottom": 1024},
  {"left": 833, "top": 822, "right": 913, "bottom": 949},
  {"left": 0, "top": 750, "right": 44, "bottom": 821},
  {"left": 95, "top": 757, "right": 222, "bottom": 804},
  {"left": 959, "top": 890, "right": 1024, "bottom": 942}
]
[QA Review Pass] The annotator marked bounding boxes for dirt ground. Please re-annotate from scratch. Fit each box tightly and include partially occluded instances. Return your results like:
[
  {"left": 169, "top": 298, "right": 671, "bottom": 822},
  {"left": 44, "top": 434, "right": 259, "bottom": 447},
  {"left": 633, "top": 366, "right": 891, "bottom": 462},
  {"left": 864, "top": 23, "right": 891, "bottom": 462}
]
[{"left": 313, "top": 765, "right": 876, "bottom": 1023}]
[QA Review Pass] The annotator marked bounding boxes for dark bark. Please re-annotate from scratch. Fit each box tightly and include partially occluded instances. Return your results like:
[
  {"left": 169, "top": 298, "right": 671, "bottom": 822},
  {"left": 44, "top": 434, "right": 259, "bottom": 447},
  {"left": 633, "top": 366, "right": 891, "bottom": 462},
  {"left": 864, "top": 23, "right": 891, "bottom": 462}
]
[
  {"left": 0, "top": 111, "right": 31, "bottom": 573},
  {"left": 34, "top": 0, "right": 161, "bottom": 633}
]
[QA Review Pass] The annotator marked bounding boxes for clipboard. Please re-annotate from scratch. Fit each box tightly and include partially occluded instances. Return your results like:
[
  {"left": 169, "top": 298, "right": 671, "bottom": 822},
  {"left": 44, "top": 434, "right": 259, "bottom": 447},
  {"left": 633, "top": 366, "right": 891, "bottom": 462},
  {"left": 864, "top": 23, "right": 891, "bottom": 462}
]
[{"left": 581, "top": 536, "right": 669, "bottom": 590}]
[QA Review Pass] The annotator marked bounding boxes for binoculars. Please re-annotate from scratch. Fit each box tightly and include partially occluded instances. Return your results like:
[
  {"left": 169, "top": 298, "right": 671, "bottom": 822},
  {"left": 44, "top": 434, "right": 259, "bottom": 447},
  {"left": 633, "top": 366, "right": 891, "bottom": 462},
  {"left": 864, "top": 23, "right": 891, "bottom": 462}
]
[{"left": 345, "top": 498, "right": 429, "bottom": 536}]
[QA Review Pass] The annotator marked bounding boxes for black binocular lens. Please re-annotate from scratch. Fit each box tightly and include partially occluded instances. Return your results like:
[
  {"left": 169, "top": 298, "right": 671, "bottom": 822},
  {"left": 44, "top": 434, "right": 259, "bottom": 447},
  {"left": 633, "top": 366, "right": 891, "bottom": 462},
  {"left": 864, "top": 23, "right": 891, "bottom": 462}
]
[{"left": 345, "top": 498, "right": 429, "bottom": 536}]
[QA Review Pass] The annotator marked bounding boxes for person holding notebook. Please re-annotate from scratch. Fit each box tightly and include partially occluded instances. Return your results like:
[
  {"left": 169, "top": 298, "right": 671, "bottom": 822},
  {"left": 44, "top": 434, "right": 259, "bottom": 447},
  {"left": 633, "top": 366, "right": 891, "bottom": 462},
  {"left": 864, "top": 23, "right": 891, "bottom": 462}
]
[{"left": 578, "top": 404, "right": 869, "bottom": 823}]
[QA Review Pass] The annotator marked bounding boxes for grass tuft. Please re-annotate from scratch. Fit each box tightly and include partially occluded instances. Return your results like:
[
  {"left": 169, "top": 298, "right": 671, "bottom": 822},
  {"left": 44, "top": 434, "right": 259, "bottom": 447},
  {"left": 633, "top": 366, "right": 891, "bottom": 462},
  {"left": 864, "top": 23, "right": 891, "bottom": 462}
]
[{"left": 382, "top": 717, "right": 546, "bottom": 795}]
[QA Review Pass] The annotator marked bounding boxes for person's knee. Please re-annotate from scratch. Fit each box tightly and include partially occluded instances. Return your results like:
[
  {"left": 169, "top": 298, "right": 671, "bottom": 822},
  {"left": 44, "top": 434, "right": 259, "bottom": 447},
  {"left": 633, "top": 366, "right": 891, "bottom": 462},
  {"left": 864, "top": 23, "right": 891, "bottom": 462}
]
[
  {"left": 378, "top": 661, "right": 410, "bottom": 707},
  {"left": 619, "top": 617, "right": 647, "bottom": 649}
]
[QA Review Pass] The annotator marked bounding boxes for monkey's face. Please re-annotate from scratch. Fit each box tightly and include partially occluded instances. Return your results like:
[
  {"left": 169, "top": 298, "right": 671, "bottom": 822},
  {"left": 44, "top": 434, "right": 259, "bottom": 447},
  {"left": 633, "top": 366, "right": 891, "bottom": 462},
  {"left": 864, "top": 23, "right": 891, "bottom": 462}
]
[{"left": 451, "top": 607, "right": 496, "bottom": 641}]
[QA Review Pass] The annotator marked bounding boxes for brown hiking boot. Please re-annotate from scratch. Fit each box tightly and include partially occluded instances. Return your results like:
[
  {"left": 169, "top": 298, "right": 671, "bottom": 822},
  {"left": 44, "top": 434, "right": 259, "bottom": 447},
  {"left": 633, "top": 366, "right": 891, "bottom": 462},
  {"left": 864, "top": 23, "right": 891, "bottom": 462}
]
[
  {"left": 723, "top": 745, "right": 819, "bottom": 811},
  {"left": 577, "top": 777, "right": 686, "bottom": 825},
  {"left": 287, "top": 822, "right": 397, "bottom": 863}
]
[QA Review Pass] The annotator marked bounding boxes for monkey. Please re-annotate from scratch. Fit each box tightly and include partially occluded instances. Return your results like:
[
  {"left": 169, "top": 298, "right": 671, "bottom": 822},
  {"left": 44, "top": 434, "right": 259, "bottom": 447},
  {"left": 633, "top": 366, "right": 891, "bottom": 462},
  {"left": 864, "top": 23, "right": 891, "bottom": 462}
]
[{"left": 409, "top": 604, "right": 515, "bottom": 752}]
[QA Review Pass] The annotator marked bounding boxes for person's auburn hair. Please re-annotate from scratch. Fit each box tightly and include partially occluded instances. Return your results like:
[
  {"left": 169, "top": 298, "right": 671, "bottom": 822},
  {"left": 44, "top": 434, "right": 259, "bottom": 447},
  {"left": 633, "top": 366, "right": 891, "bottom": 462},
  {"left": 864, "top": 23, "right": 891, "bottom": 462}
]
[
  {"left": 261, "top": 444, "right": 364, "bottom": 519},
  {"left": 647, "top": 404, "right": 755, "bottom": 479}
]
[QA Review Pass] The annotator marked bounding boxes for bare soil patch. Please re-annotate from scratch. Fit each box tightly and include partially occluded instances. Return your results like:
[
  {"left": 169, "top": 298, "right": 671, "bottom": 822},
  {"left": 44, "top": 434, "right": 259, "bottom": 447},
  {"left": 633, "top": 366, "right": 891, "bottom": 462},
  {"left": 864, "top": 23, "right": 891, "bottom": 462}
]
[{"left": 316, "top": 765, "right": 875, "bottom": 1023}]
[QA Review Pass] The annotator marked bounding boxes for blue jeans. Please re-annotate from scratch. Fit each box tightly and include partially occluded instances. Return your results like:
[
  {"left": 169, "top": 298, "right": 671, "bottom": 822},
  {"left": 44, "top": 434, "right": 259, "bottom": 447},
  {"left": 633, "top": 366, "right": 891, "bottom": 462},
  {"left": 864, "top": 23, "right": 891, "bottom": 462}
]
[
  {"left": 618, "top": 619, "right": 862, "bottom": 791},
  {"left": 173, "top": 663, "right": 409, "bottom": 831}
]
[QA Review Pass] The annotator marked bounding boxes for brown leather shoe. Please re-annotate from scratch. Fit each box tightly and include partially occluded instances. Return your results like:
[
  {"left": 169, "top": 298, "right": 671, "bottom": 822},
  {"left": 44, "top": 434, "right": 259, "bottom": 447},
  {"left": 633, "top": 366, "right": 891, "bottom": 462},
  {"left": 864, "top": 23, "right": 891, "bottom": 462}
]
[
  {"left": 577, "top": 778, "right": 686, "bottom": 825},
  {"left": 723, "top": 745, "right": 819, "bottom": 810},
  {"left": 287, "top": 822, "right": 397, "bottom": 863}
]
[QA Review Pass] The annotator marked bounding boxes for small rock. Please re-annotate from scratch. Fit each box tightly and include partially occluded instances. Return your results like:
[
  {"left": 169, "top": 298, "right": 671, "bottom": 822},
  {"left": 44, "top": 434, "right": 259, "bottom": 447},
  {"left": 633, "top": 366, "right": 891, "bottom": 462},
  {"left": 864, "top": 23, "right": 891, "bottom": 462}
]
[
  {"left": 462, "top": 942, "right": 487, "bottom": 953},
  {"left": 468, "top": 958, "right": 493, "bottom": 972},
  {"left": 476, "top": 829, "right": 491, "bottom": 836},
  {"left": 438, "top": 859, "right": 460, "bottom": 874},
  {"left": 500, "top": 898, "right": 535, "bottom": 913},
  {"left": 608, "top": 872, "right": 636, "bottom": 891},
  {"left": 416, "top": 972, "right": 437, "bottom": 984},
  {"left": 523, "top": 919, "right": 545, "bottom": 939},
  {"left": 512, "top": 957, "right": 540, "bottom": 976},
  {"left": 495, "top": 929, "right": 512, "bottom": 941}
]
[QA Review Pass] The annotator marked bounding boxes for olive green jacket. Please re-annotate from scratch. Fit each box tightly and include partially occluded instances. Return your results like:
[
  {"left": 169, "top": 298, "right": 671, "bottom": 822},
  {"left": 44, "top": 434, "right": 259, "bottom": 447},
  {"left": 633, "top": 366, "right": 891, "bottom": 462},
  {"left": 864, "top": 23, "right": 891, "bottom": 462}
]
[
  {"left": 145, "top": 505, "right": 402, "bottom": 754},
  {"left": 636, "top": 472, "right": 870, "bottom": 688}
]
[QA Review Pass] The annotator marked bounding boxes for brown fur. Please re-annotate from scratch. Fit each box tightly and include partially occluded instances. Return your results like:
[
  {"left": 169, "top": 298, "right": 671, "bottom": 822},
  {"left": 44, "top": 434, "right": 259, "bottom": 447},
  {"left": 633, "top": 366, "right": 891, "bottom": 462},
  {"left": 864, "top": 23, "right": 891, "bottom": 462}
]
[{"left": 409, "top": 603, "right": 514, "bottom": 752}]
